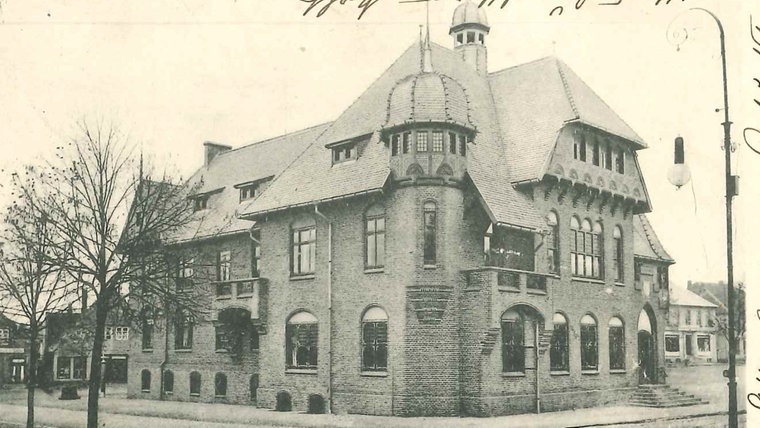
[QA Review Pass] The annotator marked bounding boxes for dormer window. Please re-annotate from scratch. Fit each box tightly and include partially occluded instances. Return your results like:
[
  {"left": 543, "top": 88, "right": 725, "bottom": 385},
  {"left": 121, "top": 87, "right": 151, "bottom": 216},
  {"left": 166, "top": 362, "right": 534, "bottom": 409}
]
[
  {"left": 240, "top": 184, "right": 258, "bottom": 201},
  {"left": 332, "top": 144, "right": 356, "bottom": 164},
  {"left": 456, "top": 33, "right": 463, "bottom": 45},
  {"left": 193, "top": 196, "right": 208, "bottom": 212},
  {"left": 467, "top": 32, "right": 475, "bottom": 43}
]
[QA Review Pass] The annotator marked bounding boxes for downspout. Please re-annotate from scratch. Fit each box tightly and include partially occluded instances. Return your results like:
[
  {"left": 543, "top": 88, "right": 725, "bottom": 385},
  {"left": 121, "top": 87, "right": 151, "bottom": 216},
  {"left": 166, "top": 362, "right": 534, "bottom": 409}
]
[
  {"left": 535, "top": 322, "right": 541, "bottom": 414},
  {"left": 314, "top": 205, "right": 333, "bottom": 414},
  {"left": 159, "top": 308, "right": 169, "bottom": 400}
]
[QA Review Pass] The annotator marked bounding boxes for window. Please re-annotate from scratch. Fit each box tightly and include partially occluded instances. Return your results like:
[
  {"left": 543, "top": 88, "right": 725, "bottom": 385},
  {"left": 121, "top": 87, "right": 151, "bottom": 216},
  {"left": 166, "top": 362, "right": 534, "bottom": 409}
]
[
  {"left": 478, "top": 33, "right": 484, "bottom": 44},
  {"left": 189, "top": 372, "right": 201, "bottom": 396},
  {"left": 57, "top": 357, "right": 71, "bottom": 379},
  {"left": 402, "top": 132, "right": 411, "bottom": 154},
  {"left": 547, "top": 212, "right": 560, "bottom": 275},
  {"left": 574, "top": 133, "right": 586, "bottom": 161},
  {"left": 142, "top": 319, "right": 154, "bottom": 350},
  {"left": 175, "top": 312, "right": 194, "bottom": 350},
  {"left": 467, "top": 31, "right": 475, "bottom": 43},
  {"left": 391, "top": 134, "right": 400, "bottom": 156},
  {"left": 657, "top": 266, "right": 668, "bottom": 290},
  {"left": 501, "top": 309, "right": 525, "bottom": 373},
  {"left": 250, "top": 375, "right": 259, "bottom": 402},
  {"left": 286, "top": 311, "right": 318, "bottom": 369},
  {"left": 697, "top": 335, "right": 711, "bottom": 353},
  {"left": 164, "top": 370, "right": 174, "bottom": 394},
  {"left": 115, "top": 326, "right": 129, "bottom": 341},
  {"left": 423, "top": 201, "right": 437, "bottom": 266},
  {"left": 193, "top": 196, "right": 208, "bottom": 212},
  {"left": 550, "top": 313, "right": 569, "bottom": 372},
  {"left": 449, "top": 132, "right": 457, "bottom": 154},
  {"left": 696, "top": 309, "right": 703, "bottom": 327},
  {"left": 141, "top": 369, "right": 151, "bottom": 392},
  {"left": 365, "top": 205, "right": 386, "bottom": 269},
  {"left": 580, "top": 315, "right": 598, "bottom": 371},
  {"left": 250, "top": 327, "right": 260, "bottom": 350},
  {"left": 215, "top": 327, "right": 230, "bottom": 352},
  {"left": 459, "top": 134, "right": 467, "bottom": 156},
  {"left": 634, "top": 261, "right": 642, "bottom": 282},
  {"left": 105, "top": 327, "right": 113, "bottom": 340},
  {"left": 608, "top": 317, "right": 625, "bottom": 370},
  {"left": 690, "top": 309, "right": 698, "bottom": 326},
  {"left": 291, "top": 225, "right": 316, "bottom": 276},
  {"left": 251, "top": 231, "right": 261, "bottom": 277},
  {"left": 416, "top": 131, "right": 428, "bottom": 153},
  {"left": 615, "top": 148, "right": 625, "bottom": 173},
  {"left": 592, "top": 139, "right": 600, "bottom": 166},
  {"left": 177, "top": 257, "right": 194, "bottom": 291},
  {"left": 215, "top": 373, "right": 227, "bottom": 397},
  {"left": 665, "top": 335, "right": 680, "bottom": 353},
  {"left": 361, "top": 307, "right": 388, "bottom": 372},
  {"left": 332, "top": 143, "right": 357, "bottom": 164},
  {"left": 456, "top": 33, "right": 463, "bottom": 45},
  {"left": 432, "top": 131, "right": 444, "bottom": 152},
  {"left": 218, "top": 251, "right": 231, "bottom": 281},
  {"left": 604, "top": 142, "right": 613, "bottom": 170},
  {"left": 240, "top": 184, "right": 259, "bottom": 201},
  {"left": 0, "top": 328, "right": 8, "bottom": 344},
  {"left": 571, "top": 217, "right": 603, "bottom": 279},
  {"left": 684, "top": 309, "right": 692, "bottom": 326},
  {"left": 613, "top": 226, "right": 623, "bottom": 282}
]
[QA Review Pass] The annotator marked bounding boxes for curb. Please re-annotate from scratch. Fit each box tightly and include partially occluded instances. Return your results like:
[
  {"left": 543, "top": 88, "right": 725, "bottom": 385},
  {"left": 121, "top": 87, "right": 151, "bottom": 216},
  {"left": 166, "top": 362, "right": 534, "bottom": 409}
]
[{"left": 567, "top": 409, "right": 747, "bottom": 427}]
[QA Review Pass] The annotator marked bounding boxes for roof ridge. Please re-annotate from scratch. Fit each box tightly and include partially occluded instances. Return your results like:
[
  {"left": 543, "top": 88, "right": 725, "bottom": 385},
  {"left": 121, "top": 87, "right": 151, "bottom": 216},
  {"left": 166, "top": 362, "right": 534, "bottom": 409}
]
[
  {"left": 555, "top": 58, "right": 580, "bottom": 118},
  {"left": 487, "top": 56, "right": 557, "bottom": 78},
  {"left": 219, "top": 121, "right": 333, "bottom": 156},
  {"left": 638, "top": 214, "right": 670, "bottom": 261}
]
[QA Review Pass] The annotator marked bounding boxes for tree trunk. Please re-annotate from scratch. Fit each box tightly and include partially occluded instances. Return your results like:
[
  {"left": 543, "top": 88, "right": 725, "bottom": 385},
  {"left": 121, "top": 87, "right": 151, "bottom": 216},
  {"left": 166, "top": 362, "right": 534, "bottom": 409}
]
[
  {"left": 25, "top": 328, "right": 38, "bottom": 428},
  {"left": 86, "top": 297, "right": 109, "bottom": 428}
]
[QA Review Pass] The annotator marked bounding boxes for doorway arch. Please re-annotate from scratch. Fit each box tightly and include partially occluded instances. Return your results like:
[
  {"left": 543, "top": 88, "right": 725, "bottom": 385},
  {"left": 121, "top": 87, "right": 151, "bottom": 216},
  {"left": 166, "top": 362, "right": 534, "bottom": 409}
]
[{"left": 637, "top": 305, "right": 658, "bottom": 384}]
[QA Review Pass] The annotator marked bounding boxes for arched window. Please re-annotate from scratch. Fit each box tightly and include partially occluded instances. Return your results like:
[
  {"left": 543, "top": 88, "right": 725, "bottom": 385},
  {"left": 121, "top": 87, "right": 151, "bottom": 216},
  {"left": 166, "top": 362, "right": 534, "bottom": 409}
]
[
  {"left": 174, "top": 310, "right": 193, "bottom": 350},
  {"left": 550, "top": 313, "right": 569, "bottom": 372},
  {"left": 189, "top": 371, "right": 201, "bottom": 396},
  {"left": 423, "top": 201, "right": 437, "bottom": 266},
  {"left": 361, "top": 306, "right": 388, "bottom": 372},
  {"left": 547, "top": 211, "right": 560, "bottom": 274},
  {"left": 613, "top": 226, "right": 624, "bottom": 283},
  {"left": 286, "top": 311, "right": 318, "bottom": 370},
  {"left": 291, "top": 216, "right": 316, "bottom": 276},
  {"left": 580, "top": 315, "right": 598, "bottom": 371},
  {"left": 571, "top": 218, "right": 603, "bottom": 279},
  {"left": 141, "top": 369, "right": 151, "bottom": 392},
  {"left": 215, "top": 373, "right": 227, "bottom": 397},
  {"left": 609, "top": 317, "right": 625, "bottom": 371},
  {"left": 501, "top": 309, "right": 525, "bottom": 373},
  {"left": 163, "top": 370, "right": 174, "bottom": 395},
  {"left": 365, "top": 204, "right": 386, "bottom": 269},
  {"left": 250, "top": 374, "right": 259, "bottom": 402}
]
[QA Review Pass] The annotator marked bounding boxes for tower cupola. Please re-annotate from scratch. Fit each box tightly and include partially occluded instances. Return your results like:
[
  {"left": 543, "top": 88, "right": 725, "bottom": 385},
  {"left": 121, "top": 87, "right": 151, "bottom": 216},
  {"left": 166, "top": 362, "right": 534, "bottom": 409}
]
[{"left": 449, "top": 1, "right": 489, "bottom": 76}]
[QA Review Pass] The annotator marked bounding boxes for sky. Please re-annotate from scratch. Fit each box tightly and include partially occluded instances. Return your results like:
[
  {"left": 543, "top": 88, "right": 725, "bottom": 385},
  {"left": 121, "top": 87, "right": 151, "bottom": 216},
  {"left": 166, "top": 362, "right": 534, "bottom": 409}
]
[{"left": 0, "top": 0, "right": 757, "bottom": 292}]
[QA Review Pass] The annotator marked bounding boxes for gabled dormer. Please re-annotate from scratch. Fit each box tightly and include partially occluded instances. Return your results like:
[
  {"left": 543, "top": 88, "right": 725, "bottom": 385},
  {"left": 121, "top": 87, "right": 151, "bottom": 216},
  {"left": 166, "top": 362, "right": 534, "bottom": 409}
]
[{"left": 326, "top": 134, "right": 372, "bottom": 166}]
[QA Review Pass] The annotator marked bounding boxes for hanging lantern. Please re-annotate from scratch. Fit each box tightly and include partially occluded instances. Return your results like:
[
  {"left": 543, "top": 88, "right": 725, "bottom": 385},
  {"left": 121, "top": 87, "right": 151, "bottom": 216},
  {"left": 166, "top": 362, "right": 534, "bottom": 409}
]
[{"left": 667, "top": 136, "right": 691, "bottom": 188}]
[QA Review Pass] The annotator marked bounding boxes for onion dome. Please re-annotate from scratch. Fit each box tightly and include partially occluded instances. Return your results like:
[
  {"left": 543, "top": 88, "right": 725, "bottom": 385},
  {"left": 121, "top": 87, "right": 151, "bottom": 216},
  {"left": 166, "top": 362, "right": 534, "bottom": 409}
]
[
  {"left": 450, "top": 1, "right": 490, "bottom": 34},
  {"left": 385, "top": 72, "right": 473, "bottom": 130}
]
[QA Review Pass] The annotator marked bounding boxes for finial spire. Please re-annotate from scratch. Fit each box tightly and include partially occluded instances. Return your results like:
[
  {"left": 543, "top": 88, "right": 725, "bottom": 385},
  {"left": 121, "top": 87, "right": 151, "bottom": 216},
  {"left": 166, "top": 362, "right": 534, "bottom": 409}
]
[{"left": 422, "top": 0, "right": 433, "bottom": 72}]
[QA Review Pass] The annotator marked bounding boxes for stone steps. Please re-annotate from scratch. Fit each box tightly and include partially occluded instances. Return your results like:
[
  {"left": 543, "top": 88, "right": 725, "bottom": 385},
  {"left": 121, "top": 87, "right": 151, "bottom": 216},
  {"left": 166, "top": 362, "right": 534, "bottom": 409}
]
[{"left": 629, "top": 384, "right": 707, "bottom": 408}]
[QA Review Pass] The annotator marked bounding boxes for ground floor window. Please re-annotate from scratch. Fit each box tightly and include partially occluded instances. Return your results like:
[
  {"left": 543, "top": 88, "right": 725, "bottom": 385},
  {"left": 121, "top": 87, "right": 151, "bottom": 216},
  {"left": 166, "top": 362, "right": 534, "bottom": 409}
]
[
  {"left": 250, "top": 374, "right": 259, "bottom": 402},
  {"left": 141, "top": 369, "right": 151, "bottom": 392},
  {"left": 608, "top": 317, "right": 625, "bottom": 370},
  {"left": 550, "top": 313, "right": 569, "bottom": 372},
  {"left": 190, "top": 371, "right": 201, "bottom": 396},
  {"left": 697, "top": 335, "right": 711, "bottom": 353},
  {"left": 361, "top": 307, "right": 388, "bottom": 372},
  {"left": 665, "top": 334, "right": 680, "bottom": 353},
  {"left": 501, "top": 309, "right": 525, "bottom": 373},
  {"left": 57, "top": 356, "right": 87, "bottom": 380},
  {"left": 215, "top": 373, "right": 227, "bottom": 397},
  {"left": 580, "top": 315, "right": 598, "bottom": 371},
  {"left": 286, "top": 311, "right": 318, "bottom": 369},
  {"left": 164, "top": 370, "right": 174, "bottom": 394}
]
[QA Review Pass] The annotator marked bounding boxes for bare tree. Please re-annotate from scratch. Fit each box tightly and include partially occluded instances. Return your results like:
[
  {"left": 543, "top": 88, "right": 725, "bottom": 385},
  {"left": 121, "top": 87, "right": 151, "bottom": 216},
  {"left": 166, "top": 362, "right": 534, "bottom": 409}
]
[
  {"left": 0, "top": 165, "right": 78, "bottom": 428},
  {"left": 18, "top": 120, "right": 218, "bottom": 428}
]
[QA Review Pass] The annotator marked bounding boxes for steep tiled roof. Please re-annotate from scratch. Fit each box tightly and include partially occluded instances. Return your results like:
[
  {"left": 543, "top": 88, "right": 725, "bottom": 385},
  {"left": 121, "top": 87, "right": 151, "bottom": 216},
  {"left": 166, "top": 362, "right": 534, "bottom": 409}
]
[
  {"left": 670, "top": 287, "right": 718, "bottom": 308},
  {"left": 169, "top": 123, "right": 331, "bottom": 243},
  {"left": 633, "top": 214, "right": 674, "bottom": 263},
  {"left": 239, "top": 43, "right": 545, "bottom": 230},
  {"left": 489, "top": 57, "right": 645, "bottom": 184}
]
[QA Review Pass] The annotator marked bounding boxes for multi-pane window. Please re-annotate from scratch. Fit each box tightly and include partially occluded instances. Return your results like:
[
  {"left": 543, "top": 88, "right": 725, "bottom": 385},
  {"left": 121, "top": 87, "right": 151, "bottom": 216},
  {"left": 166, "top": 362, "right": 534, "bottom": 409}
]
[
  {"left": 193, "top": 196, "right": 208, "bottom": 212},
  {"left": 423, "top": 201, "right": 437, "bottom": 266},
  {"left": 432, "top": 131, "right": 444, "bottom": 152},
  {"left": 189, "top": 371, "right": 201, "bottom": 396},
  {"left": 459, "top": 134, "right": 467, "bottom": 156},
  {"left": 177, "top": 257, "right": 194, "bottom": 291},
  {"left": 580, "top": 315, "right": 598, "bottom": 371},
  {"left": 251, "top": 230, "right": 261, "bottom": 277},
  {"left": 449, "top": 132, "right": 457, "bottom": 154},
  {"left": 115, "top": 326, "right": 129, "bottom": 341},
  {"left": 665, "top": 335, "right": 680, "bottom": 353},
  {"left": 218, "top": 251, "right": 231, "bottom": 281},
  {"left": 547, "top": 211, "right": 560, "bottom": 275},
  {"left": 570, "top": 217, "right": 603, "bottom": 279},
  {"left": 332, "top": 144, "right": 357, "bottom": 164},
  {"left": 0, "top": 328, "right": 9, "bottom": 345},
  {"left": 592, "top": 139, "right": 600, "bottom": 166},
  {"left": 57, "top": 357, "right": 71, "bottom": 379},
  {"left": 574, "top": 133, "right": 586, "bottom": 161},
  {"left": 215, "top": 373, "right": 227, "bottom": 397},
  {"left": 215, "top": 327, "right": 230, "bottom": 351},
  {"left": 286, "top": 311, "right": 318, "bottom": 369},
  {"left": 391, "top": 135, "right": 400, "bottom": 156},
  {"left": 550, "top": 313, "right": 569, "bottom": 372},
  {"left": 142, "top": 319, "right": 153, "bottom": 350},
  {"left": 361, "top": 307, "right": 388, "bottom": 372},
  {"left": 604, "top": 143, "right": 613, "bottom": 170},
  {"left": 105, "top": 327, "right": 113, "bottom": 340},
  {"left": 164, "top": 370, "right": 174, "bottom": 394},
  {"left": 697, "top": 335, "right": 711, "bottom": 353},
  {"left": 608, "top": 317, "right": 625, "bottom": 370},
  {"left": 501, "top": 309, "right": 525, "bottom": 373},
  {"left": 615, "top": 148, "right": 625, "bottom": 173},
  {"left": 175, "top": 312, "right": 193, "bottom": 350},
  {"left": 239, "top": 184, "right": 258, "bottom": 201},
  {"left": 291, "top": 226, "right": 316, "bottom": 275},
  {"left": 416, "top": 131, "right": 428, "bottom": 152},
  {"left": 613, "top": 226, "right": 624, "bottom": 282},
  {"left": 402, "top": 132, "right": 411, "bottom": 154},
  {"left": 141, "top": 369, "right": 151, "bottom": 392},
  {"left": 365, "top": 206, "right": 386, "bottom": 269},
  {"left": 684, "top": 309, "right": 692, "bottom": 326}
]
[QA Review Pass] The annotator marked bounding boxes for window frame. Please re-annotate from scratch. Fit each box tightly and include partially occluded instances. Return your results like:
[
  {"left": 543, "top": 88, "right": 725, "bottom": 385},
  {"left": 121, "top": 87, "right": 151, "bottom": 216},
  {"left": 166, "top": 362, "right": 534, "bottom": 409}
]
[
  {"left": 215, "top": 372, "right": 228, "bottom": 397},
  {"left": 189, "top": 371, "right": 201, "bottom": 397},
  {"left": 431, "top": 130, "right": 444, "bottom": 152},
  {"left": 251, "top": 230, "right": 261, "bottom": 278},
  {"left": 423, "top": 201, "right": 437, "bottom": 266},
  {"left": 164, "top": 370, "right": 174, "bottom": 394},
  {"left": 613, "top": 226, "right": 624, "bottom": 283},
  {"left": 416, "top": 130, "right": 428, "bottom": 153},
  {"left": 365, "top": 208, "right": 386, "bottom": 270},
  {"left": 608, "top": 317, "right": 626, "bottom": 371},
  {"left": 547, "top": 211, "right": 560, "bottom": 275},
  {"left": 361, "top": 306, "right": 389, "bottom": 373},
  {"left": 215, "top": 326, "right": 230, "bottom": 352},
  {"left": 550, "top": 313, "right": 569, "bottom": 372},
  {"left": 571, "top": 217, "right": 604, "bottom": 279},
  {"left": 285, "top": 311, "right": 319, "bottom": 370},
  {"left": 580, "top": 314, "right": 599, "bottom": 372},
  {"left": 665, "top": 334, "right": 680, "bottom": 353},
  {"left": 501, "top": 309, "right": 526, "bottom": 374},
  {"left": 142, "top": 319, "right": 154, "bottom": 350},
  {"left": 174, "top": 312, "right": 194, "bottom": 350},
  {"left": 291, "top": 225, "right": 317, "bottom": 276},
  {"left": 141, "top": 369, "right": 151, "bottom": 392}
]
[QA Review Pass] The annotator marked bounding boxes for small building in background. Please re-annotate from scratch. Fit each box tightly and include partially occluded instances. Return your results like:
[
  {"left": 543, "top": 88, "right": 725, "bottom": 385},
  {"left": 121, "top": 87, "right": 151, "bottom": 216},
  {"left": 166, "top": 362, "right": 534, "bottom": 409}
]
[
  {"left": 687, "top": 281, "right": 746, "bottom": 363},
  {"left": 664, "top": 287, "right": 718, "bottom": 365},
  {"left": 0, "top": 313, "right": 29, "bottom": 386}
]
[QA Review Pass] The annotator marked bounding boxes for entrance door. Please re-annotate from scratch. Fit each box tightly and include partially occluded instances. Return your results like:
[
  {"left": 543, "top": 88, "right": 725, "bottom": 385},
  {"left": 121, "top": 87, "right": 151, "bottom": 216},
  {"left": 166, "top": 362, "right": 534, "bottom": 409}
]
[
  {"left": 637, "top": 331, "right": 655, "bottom": 384},
  {"left": 10, "top": 359, "right": 25, "bottom": 383},
  {"left": 104, "top": 356, "right": 128, "bottom": 383}
]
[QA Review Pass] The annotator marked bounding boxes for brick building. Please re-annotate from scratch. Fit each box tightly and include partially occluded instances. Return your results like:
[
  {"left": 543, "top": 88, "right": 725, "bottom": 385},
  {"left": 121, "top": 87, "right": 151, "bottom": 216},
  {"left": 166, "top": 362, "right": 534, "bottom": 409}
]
[{"left": 127, "top": 2, "right": 675, "bottom": 416}]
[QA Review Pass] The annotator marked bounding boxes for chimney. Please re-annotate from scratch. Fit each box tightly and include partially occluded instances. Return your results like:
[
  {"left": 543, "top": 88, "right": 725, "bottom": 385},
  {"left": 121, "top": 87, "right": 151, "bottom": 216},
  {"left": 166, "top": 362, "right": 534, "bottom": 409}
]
[{"left": 204, "top": 141, "right": 232, "bottom": 166}]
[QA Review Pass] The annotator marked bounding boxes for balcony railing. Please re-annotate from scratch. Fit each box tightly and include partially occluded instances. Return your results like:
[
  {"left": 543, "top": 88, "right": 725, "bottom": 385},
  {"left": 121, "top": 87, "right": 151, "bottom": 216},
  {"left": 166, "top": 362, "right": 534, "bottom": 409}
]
[
  {"left": 466, "top": 267, "right": 553, "bottom": 296},
  {"left": 211, "top": 278, "right": 265, "bottom": 321}
]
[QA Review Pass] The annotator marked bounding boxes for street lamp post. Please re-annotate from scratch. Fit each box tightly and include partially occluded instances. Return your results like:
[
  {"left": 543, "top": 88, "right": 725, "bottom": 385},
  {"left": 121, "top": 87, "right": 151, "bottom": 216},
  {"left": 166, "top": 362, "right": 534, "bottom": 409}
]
[{"left": 667, "top": 8, "right": 739, "bottom": 428}]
